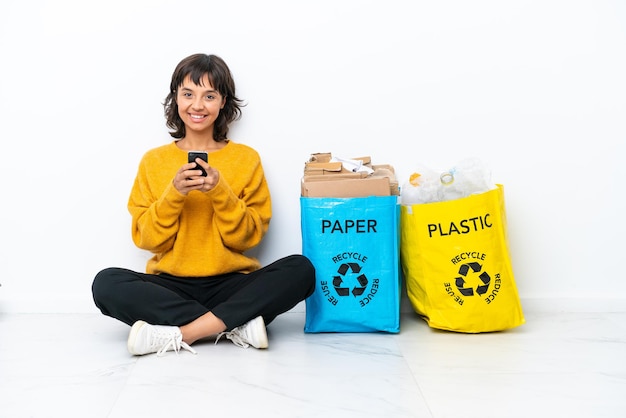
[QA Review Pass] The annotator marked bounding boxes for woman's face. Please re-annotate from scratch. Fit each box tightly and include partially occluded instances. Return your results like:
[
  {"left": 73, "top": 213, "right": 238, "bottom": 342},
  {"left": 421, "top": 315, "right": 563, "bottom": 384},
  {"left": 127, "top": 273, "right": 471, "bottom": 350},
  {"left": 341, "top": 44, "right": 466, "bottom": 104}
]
[{"left": 176, "top": 74, "right": 225, "bottom": 135}]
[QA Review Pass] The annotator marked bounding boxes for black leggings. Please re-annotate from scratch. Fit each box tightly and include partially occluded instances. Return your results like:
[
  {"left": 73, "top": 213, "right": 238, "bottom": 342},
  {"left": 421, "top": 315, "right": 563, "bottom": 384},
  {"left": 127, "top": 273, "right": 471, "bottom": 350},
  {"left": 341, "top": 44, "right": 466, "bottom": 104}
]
[{"left": 92, "top": 254, "right": 316, "bottom": 330}]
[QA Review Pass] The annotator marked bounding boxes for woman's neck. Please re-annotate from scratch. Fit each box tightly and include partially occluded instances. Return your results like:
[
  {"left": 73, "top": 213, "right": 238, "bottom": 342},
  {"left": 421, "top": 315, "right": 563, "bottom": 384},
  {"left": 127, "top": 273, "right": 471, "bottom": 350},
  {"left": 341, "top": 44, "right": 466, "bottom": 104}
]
[{"left": 176, "top": 134, "right": 226, "bottom": 152}]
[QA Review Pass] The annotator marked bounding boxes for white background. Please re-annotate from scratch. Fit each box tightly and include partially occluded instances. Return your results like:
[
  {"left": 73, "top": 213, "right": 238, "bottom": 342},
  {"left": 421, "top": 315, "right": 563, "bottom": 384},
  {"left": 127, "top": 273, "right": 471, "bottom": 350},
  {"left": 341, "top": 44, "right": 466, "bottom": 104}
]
[{"left": 0, "top": 0, "right": 624, "bottom": 313}]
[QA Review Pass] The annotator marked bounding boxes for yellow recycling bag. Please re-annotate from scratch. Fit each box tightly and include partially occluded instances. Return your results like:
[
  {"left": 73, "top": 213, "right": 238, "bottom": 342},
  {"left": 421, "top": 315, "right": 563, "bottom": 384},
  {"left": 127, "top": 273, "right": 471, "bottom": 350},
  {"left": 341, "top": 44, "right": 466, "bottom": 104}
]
[{"left": 400, "top": 185, "right": 524, "bottom": 333}]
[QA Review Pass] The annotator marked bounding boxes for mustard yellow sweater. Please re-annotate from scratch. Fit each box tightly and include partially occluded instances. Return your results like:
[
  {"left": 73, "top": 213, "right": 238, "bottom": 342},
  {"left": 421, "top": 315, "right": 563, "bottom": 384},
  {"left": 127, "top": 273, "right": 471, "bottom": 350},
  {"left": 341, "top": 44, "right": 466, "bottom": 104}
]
[{"left": 128, "top": 141, "right": 271, "bottom": 276}]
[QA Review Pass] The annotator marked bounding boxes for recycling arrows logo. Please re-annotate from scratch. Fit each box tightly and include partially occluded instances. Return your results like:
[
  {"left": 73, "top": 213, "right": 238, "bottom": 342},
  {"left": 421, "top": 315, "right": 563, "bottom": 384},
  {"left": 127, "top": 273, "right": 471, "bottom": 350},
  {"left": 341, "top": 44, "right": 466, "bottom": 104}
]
[
  {"left": 455, "top": 262, "right": 491, "bottom": 297},
  {"left": 333, "top": 262, "right": 368, "bottom": 297}
]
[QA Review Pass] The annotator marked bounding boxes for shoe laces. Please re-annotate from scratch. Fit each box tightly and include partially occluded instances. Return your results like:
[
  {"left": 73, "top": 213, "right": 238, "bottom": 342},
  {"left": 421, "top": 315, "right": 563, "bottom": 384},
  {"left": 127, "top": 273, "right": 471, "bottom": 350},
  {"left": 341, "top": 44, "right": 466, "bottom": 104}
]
[
  {"left": 154, "top": 331, "right": 198, "bottom": 357},
  {"left": 215, "top": 328, "right": 250, "bottom": 348}
]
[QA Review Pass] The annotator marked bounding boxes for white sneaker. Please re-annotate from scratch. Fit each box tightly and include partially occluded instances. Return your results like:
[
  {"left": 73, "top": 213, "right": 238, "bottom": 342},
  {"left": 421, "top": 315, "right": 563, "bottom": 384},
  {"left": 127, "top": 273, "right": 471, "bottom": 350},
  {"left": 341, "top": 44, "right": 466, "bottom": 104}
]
[
  {"left": 215, "top": 316, "right": 268, "bottom": 349},
  {"left": 127, "top": 320, "right": 197, "bottom": 356}
]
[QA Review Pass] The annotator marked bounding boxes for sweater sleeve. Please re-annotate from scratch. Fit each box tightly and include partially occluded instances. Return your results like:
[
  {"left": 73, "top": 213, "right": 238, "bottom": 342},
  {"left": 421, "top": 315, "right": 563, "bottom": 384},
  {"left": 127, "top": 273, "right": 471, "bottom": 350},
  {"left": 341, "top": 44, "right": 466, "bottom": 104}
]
[
  {"left": 206, "top": 156, "right": 271, "bottom": 252},
  {"left": 127, "top": 155, "right": 187, "bottom": 254}
]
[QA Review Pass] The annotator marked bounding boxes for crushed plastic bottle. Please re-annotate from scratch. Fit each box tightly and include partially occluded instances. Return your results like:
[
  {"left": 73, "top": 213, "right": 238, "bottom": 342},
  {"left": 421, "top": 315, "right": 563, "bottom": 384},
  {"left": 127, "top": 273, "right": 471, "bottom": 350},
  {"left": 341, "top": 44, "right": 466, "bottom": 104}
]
[{"left": 400, "top": 164, "right": 442, "bottom": 205}]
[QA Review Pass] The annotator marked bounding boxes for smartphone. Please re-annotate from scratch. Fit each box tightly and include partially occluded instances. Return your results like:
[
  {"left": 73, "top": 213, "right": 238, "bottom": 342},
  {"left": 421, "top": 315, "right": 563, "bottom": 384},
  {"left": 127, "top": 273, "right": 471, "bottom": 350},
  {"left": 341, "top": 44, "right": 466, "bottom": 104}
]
[{"left": 188, "top": 151, "right": 208, "bottom": 176}]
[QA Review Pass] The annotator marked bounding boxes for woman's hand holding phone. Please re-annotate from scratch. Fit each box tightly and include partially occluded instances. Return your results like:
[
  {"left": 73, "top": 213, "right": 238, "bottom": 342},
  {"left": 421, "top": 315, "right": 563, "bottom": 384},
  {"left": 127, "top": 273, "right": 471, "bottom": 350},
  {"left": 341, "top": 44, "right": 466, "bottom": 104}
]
[{"left": 173, "top": 151, "right": 219, "bottom": 195}]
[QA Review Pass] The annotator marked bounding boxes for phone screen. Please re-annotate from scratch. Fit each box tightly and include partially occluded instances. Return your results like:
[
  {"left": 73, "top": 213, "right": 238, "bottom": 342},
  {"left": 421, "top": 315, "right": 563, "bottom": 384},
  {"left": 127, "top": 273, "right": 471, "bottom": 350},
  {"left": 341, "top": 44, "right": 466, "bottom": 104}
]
[{"left": 188, "top": 151, "right": 208, "bottom": 176}]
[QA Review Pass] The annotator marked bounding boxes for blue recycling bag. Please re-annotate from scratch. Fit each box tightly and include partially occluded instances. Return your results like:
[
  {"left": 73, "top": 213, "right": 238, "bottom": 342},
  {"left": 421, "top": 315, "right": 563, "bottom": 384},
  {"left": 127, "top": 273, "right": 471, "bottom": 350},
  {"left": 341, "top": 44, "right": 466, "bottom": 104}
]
[{"left": 300, "top": 196, "right": 401, "bottom": 333}]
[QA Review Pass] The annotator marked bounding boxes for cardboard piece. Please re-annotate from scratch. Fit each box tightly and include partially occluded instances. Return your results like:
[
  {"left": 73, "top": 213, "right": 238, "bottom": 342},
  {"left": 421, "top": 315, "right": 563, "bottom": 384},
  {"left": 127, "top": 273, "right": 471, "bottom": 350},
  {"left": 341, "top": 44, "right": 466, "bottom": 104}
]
[
  {"left": 303, "top": 162, "right": 344, "bottom": 175},
  {"left": 301, "top": 176, "right": 391, "bottom": 198}
]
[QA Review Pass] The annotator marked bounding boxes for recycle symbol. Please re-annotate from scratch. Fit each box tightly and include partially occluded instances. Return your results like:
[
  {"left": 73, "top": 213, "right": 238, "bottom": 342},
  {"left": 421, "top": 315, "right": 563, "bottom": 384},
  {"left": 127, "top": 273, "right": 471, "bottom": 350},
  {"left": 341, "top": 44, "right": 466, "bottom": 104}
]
[
  {"left": 455, "top": 262, "right": 491, "bottom": 297},
  {"left": 333, "top": 262, "right": 368, "bottom": 297}
]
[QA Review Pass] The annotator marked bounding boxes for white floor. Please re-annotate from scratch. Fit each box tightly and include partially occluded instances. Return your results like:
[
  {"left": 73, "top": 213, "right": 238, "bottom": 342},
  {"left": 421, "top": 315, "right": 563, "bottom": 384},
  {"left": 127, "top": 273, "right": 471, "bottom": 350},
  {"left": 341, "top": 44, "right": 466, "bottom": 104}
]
[{"left": 1, "top": 307, "right": 625, "bottom": 418}]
